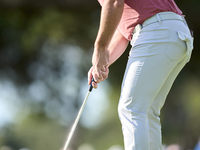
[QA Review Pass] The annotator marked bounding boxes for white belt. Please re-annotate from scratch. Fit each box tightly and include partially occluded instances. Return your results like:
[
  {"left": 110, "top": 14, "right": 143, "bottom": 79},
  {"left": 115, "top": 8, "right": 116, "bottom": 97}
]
[
  {"left": 143, "top": 11, "right": 185, "bottom": 27},
  {"left": 133, "top": 12, "right": 186, "bottom": 34}
]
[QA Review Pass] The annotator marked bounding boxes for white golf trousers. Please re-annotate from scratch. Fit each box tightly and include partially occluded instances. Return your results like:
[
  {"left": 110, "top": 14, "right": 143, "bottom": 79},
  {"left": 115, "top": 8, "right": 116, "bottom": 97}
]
[{"left": 118, "top": 12, "right": 193, "bottom": 150}]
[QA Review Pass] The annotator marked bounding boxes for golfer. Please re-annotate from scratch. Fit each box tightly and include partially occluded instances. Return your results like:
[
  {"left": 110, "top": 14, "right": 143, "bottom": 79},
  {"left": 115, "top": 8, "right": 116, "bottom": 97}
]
[{"left": 88, "top": 0, "right": 194, "bottom": 149}]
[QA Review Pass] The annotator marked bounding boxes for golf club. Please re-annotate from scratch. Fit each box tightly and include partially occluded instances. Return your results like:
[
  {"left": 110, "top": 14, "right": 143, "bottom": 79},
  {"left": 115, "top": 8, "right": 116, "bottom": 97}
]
[{"left": 63, "top": 78, "right": 95, "bottom": 150}]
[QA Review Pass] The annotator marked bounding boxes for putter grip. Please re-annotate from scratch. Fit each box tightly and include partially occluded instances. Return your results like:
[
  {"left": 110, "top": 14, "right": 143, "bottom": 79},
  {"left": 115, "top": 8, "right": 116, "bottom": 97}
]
[{"left": 89, "top": 78, "right": 95, "bottom": 92}]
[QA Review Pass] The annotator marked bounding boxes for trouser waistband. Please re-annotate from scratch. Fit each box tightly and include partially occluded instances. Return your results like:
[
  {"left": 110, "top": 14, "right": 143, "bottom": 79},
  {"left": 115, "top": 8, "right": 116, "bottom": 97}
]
[
  {"left": 143, "top": 11, "right": 186, "bottom": 27},
  {"left": 133, "top": 12, "right": 187, "bottom": 34}
]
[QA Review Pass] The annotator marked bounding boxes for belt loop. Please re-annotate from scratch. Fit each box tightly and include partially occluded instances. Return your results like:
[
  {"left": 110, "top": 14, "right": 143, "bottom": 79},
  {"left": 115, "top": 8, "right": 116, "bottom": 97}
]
[
  {"left": 182, "top": 16, "right": 188, "bottom": 27},
  {"left": 156, "top": 14, "right": 162, "bottom": 25}
]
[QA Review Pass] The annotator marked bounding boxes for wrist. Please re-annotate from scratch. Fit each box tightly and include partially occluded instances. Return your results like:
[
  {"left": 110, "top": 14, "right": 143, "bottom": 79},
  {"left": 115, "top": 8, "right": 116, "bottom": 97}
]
[{"left": 94, "top": 44, "right": 108, "bottom": 53}]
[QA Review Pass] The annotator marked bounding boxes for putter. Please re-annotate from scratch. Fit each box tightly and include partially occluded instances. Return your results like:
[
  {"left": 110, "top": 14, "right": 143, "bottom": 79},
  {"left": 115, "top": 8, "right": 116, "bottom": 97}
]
[{"left": 63, "top": 78, "right": 95, "bottom": 150}]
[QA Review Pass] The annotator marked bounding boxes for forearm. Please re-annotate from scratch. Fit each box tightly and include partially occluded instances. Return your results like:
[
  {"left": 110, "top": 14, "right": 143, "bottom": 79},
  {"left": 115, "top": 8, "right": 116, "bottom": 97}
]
[
  {"left": 90, "top": 0, "right": 125, "bottom": 86},
  {"left": 108, "top": 30, "right": 129, "bottom": 66},
  {"left": 94, "top": 0, "right": 124, "bottom": 50}
]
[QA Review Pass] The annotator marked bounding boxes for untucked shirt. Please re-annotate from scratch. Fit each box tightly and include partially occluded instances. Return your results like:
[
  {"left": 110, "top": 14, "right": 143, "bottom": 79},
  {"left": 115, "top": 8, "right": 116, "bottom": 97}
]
[{"left": 97, "top": 0, "right": 182, "bottom": 41}]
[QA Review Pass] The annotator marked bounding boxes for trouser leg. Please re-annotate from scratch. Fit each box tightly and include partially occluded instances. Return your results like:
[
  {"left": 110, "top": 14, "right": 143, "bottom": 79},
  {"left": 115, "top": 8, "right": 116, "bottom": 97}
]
[
  {"left": 118, "top": 41, "right": 188, "bottom": 150},
  {"left": 148, "top": 55, "right": 188, "bottom": 150}
]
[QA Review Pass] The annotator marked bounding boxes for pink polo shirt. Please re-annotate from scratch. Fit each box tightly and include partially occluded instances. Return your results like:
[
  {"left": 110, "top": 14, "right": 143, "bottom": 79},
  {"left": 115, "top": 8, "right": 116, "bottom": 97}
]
[{"left": 97, "top": 0, "right": 182, "bottom": 41}]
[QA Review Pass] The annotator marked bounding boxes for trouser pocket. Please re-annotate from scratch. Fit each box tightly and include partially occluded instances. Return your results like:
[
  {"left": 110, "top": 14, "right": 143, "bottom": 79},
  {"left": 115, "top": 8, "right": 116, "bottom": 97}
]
[
  {"left": 177, "top": 31, "right": 194, "bottom": 62},
  {"left": 164, "top": 30, "right": 194, "bottom": 62}
]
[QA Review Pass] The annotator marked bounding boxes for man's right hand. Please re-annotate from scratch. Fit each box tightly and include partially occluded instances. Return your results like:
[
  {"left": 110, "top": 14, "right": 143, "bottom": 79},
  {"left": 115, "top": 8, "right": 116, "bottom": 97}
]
[{"left": 88, "top": 66, "right": 109, "bottom": 89}]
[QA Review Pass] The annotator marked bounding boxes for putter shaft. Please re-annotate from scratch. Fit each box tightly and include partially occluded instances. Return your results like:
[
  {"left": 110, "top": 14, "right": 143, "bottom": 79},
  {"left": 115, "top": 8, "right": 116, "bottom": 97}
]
[{"left": 63, "top": 79, "right": 94, "bottom": 150}]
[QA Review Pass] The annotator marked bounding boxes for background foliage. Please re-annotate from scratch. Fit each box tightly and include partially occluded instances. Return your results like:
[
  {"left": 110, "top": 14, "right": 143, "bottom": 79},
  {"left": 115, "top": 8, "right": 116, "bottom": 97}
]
[{"left": 0, "top": 0, "right": 199, "bottom": 150}]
